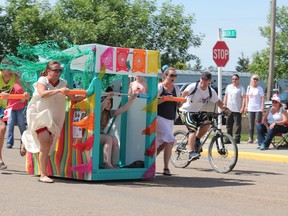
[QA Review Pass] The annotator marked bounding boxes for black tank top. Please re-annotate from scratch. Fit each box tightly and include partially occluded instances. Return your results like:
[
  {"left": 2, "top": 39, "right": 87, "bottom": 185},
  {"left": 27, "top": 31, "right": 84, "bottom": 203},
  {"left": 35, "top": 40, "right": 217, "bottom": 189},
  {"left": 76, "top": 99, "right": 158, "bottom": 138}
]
[{"left": 158, "top": 86, "right": 177, "bottom": 120}]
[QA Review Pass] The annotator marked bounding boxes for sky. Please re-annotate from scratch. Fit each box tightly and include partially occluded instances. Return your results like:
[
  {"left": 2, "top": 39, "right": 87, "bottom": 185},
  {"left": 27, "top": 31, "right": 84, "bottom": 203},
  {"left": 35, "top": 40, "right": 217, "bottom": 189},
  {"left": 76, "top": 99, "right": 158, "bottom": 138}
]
[{"left": 0, "top": 0, "right": 287, "bottom": 71}]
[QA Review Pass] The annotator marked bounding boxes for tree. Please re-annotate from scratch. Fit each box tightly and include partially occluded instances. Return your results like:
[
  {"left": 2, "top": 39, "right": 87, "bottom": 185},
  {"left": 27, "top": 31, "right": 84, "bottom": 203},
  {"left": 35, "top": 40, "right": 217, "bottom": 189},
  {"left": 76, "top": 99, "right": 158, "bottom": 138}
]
[
  {"left": 0, "top": 0, "right": 60, "bottom": 57},
  {"left": 146, "top": 0, "right": 203, "bottom": 66},
  {"left": 236, "top": 52, "right": 250, "bottom": 72},
  {"left": 207, "top": 66, "right": 217, "bottom": 72},
  {"left": 192, "top": 58, "right": 202, "bottom": 71},
  {"left": 174, "top": 62, "right": 188, "bottom": 70},
  {"left": 250, "top": 5, "right": 288, "bottom": 80},
  {"left": 0, "top": 0, "right": 203, "bottom": 67}
]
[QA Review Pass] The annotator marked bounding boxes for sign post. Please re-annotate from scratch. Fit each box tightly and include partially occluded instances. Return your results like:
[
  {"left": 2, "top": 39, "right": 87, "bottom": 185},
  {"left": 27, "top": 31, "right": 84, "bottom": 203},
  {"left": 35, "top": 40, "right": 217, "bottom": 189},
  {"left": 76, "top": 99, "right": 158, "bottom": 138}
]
[{"left": 213, "top": 28, "right": 230, "bottom": 128}]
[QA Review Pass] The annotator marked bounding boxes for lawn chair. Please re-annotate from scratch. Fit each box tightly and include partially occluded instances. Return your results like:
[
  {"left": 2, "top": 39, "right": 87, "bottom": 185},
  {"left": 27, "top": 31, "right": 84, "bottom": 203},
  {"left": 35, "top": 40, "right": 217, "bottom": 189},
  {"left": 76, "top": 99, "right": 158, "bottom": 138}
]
[{"left": 271, "top": 123, "right": 288, "bottom": 149}]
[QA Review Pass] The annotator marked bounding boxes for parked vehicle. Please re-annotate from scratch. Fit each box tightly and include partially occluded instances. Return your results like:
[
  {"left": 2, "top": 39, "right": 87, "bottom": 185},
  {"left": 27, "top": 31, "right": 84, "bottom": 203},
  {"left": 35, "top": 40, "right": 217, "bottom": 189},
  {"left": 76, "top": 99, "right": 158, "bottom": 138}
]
[
  {"left": 174, "top": 82, "right": 190, "bottom": 92},
  {"left": 265, "top": 91, "right": 288, "bottom": 111}
]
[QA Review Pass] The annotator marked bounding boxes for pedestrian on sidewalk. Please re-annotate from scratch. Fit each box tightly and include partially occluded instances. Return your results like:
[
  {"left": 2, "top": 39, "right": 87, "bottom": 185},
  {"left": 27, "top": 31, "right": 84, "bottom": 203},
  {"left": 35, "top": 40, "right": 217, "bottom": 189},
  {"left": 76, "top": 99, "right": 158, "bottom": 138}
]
[
  {"left": 245, "top": 75, "right": 264, "bottom": 144},
  {"left": 6, "top": 83, "right": 28, "bottom": 157},
  {"left": 256, "top": 94, "right": 288, "bottom": 150},
  {"left": 223, "top": 74, "right": 246, "bottom": 144}
]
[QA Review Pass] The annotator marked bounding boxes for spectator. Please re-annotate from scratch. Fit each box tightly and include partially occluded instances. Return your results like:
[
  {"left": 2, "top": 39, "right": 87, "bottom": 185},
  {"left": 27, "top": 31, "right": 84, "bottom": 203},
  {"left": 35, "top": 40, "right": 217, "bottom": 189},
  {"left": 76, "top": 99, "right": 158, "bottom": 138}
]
[
  {"left": 223, "top": 74, "right": 246, "bottom": 144},
  {"left": 256, "top": 94, "right": 288, "bottom": 150},
  {"left": 6, "top": 83, "right": 28, "bottom": 157},
  {"left": 245, "top": 75, "right": 264, "bottom": 144}
]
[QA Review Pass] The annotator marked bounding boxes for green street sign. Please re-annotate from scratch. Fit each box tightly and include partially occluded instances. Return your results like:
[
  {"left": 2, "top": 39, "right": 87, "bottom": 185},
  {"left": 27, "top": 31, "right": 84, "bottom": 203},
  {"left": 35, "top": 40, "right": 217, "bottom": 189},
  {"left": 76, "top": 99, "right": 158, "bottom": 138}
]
[{"left": 223, "top": 30, "right": 237, "bottom": 38}]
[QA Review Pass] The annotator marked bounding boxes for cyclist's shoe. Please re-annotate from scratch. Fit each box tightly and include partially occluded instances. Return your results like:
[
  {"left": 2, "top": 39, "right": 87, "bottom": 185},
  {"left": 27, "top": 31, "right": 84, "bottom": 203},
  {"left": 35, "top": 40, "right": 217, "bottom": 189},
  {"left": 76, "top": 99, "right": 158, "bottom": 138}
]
[
  {"left": 189, "top": 151, "right": 200, "bottom": 161},
  {"left": 195, "top": 139, "right": 203, "bottom": 153}
]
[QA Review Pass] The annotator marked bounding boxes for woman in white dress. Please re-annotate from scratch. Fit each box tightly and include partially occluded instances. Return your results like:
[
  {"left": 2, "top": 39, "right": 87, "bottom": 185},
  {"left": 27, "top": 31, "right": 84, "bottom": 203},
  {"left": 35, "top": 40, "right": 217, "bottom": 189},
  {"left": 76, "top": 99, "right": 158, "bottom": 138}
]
[{"left": 22, "top": 61, "right": 84, "bottom": 183}]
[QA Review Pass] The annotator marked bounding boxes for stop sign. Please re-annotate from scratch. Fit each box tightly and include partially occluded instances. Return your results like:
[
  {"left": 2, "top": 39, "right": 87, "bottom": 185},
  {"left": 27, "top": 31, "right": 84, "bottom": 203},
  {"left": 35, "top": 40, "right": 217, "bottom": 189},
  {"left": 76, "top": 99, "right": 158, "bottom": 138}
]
[{"left": 212, "top": 41, "right": 229, "bottom": 67}]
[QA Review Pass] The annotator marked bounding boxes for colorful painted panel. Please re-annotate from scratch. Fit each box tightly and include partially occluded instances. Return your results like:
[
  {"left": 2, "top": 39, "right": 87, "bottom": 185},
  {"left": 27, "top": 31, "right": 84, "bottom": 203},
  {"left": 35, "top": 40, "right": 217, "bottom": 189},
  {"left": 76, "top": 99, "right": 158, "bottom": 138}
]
[
  {"left": 90, "top": 44, "right": 158, "bottom": 76},
  {"left": 116, "top": 48, "right": 130, "bottom": 72},
  {"left": 132, "top": 49, "right": 146, "bottom": 74}
]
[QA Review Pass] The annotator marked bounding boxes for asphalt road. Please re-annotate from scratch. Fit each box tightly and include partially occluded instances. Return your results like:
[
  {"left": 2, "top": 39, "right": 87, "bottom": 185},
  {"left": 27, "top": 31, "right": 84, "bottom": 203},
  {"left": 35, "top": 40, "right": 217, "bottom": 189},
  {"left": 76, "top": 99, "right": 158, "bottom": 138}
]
[{"left": 1, "top": 131, "right": 288, "bottom": 216}]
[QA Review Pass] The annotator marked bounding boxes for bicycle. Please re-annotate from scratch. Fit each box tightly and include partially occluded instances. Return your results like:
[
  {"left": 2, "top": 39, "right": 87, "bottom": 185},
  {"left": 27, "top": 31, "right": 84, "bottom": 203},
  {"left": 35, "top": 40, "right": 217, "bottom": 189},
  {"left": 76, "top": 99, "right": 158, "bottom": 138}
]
[{"left": 170, "top": 111, "right": 238, "bottom": 173}]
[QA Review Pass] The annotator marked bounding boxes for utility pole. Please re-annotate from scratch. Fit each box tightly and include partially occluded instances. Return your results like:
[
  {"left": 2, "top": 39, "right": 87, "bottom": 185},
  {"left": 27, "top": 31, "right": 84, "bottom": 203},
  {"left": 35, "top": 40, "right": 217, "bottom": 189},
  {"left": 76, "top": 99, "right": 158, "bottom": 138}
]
[{"left": 267, "top": 0, "right": 276, "bottom": 99}]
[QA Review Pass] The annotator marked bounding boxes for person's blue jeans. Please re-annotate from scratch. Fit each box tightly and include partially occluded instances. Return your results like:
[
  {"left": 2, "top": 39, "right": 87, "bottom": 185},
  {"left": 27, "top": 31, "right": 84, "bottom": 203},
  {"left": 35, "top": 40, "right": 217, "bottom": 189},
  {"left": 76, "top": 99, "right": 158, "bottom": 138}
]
[
  {"left": 0, "top": 107, "right": 5, "bottom": 119},
  {"left": 256, "top": 123, "right": 288, "bottom": 148},
  {"left": 6, "top": 108, "right": 27, "bottom": 146}
]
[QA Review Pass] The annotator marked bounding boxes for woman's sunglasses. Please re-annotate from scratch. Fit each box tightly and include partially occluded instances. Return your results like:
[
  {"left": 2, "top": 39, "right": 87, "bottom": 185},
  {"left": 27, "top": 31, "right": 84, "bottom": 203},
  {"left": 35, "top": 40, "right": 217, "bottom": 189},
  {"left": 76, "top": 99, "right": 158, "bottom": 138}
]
[{"left": 166, "top": 73, "right": 177, "bottom": 78}]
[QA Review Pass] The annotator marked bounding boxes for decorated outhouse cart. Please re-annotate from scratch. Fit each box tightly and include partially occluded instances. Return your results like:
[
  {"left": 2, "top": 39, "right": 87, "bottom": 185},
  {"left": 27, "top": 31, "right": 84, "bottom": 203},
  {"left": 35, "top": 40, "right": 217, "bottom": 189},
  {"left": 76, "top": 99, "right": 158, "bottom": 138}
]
[{"left": 18, "top": 42, "right": 160, "bottom": 181}]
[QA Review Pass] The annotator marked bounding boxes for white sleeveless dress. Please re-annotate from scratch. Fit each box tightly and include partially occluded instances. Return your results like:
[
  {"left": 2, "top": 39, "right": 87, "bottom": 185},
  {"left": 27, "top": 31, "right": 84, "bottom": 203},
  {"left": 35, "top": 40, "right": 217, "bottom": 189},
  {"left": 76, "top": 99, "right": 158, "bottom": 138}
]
[{"left": 22, "top": 76, "right": 67, "bottom": 155}]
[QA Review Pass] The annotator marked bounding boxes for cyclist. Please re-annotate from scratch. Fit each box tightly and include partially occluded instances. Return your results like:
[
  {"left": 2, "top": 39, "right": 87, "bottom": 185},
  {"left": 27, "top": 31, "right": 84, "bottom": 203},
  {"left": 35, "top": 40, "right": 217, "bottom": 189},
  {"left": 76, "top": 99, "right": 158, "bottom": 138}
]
[{"left": 179, "top": 71, "right": 231, "bottom": 161}]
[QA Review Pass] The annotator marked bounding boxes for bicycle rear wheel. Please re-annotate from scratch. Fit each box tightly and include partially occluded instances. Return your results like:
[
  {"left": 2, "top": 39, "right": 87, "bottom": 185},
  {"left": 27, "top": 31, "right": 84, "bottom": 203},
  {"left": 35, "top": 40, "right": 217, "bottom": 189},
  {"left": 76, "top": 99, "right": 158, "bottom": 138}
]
[
  {"left": 208, "top": 133, "right": 238, "bottom": 173},
  {"left": 170, "top": 130, "right": 190, "bottom": 168}
]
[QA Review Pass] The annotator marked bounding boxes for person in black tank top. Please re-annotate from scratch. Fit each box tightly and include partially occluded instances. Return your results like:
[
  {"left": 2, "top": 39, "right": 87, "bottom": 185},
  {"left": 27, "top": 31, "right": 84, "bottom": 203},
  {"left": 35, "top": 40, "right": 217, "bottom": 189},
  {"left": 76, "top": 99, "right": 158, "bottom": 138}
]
[{"left": 156, "top": 67, "right": 180, "bottom": 176}]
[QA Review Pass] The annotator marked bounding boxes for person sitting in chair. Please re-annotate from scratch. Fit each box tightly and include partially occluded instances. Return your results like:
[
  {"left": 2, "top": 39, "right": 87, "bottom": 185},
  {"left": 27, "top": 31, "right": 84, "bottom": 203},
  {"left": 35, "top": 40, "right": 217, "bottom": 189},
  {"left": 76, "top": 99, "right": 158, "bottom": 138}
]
[{"left": 256, "top": 94, "right": 288, "bottom": 150}]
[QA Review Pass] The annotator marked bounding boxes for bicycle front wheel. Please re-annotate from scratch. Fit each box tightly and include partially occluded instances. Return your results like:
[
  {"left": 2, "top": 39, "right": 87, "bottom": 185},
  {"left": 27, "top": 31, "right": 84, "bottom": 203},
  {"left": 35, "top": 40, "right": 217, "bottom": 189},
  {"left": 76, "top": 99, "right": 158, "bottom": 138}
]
[
  {"left": 170, "top": 130, "right": 190, "bottom": 168},
  {"left": 208, "top": 133, "right": 238, "bottom": 173}
]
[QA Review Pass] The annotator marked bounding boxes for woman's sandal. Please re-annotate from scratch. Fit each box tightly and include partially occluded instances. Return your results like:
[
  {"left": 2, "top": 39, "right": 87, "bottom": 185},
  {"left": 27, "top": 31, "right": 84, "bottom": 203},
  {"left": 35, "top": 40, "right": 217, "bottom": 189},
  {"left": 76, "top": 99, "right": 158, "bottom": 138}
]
[
  {"left": 0, "top": 161, "right": 7, "bottom": 170},
  {"left": 38, "top": 176, "right": 54, "bottom": 183},
  {"left": 20, "top": 143, "right": 27, "bottom": 157},
  {"left": 163, "top": 168, "right": 172, "bottom": 176}
]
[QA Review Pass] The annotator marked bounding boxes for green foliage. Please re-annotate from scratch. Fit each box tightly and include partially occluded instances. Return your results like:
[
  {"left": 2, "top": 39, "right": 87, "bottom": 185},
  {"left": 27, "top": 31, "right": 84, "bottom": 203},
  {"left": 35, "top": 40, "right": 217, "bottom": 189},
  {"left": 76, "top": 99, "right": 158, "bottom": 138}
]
[
  {"left": 207, "top": 66, "right": 217, "bottom": 72},
  {"left": 251, "top": 5, "right": 288, "bottom": 81},
  {"left": 0, "top": 0, "right": 203, "bottom": 68},
  {"left": 192, "top": 58, "right": 202, "bottom": 71},
  {"left": 249, "top": 50, "right": 270, "bottom": 79},
  {"left": 149, "top": 0, "right": 203, "bottom": 65},
  {"left": 174, "top": 62, "right": 188, "bottom": 70},
  {"left": 236, "top": 52, "right": 250, "bottom": 72}
]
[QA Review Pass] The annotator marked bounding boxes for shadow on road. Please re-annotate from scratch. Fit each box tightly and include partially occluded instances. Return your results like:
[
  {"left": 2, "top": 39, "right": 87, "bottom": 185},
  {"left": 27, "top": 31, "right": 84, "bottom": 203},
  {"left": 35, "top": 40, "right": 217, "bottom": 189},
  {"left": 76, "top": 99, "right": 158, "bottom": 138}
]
[
  {"left": 51, "top": 174, "right": 255, "bottom": 188},
  {"left": 184, "top": 167, "right": 284, "bottom": 177}
]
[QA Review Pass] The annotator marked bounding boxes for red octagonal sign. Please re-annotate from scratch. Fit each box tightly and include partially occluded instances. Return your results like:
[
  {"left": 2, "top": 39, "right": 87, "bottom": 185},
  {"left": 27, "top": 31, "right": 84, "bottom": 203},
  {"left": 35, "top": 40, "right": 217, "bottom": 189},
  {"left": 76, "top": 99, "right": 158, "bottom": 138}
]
[{"left": 212, "top": 41, "right": 229, "bottom": 67}]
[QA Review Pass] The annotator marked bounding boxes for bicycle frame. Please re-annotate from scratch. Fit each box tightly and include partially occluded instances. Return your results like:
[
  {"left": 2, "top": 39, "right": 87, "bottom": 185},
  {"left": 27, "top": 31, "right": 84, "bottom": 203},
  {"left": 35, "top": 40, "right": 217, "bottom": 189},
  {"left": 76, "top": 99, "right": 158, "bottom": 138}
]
[{"left": 198, "top": 114, "right": 225, "bottom": 151}]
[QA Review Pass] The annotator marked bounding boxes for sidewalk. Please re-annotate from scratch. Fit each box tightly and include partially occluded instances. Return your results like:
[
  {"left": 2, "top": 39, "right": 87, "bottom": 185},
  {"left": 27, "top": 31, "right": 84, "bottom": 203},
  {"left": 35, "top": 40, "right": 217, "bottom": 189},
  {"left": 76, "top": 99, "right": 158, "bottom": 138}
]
[
  {"left": 235, "top": 142, "right": 288, "bottom": 163},
  {"left": 174, "top": 125, "right": 288, "bottom": 163}
]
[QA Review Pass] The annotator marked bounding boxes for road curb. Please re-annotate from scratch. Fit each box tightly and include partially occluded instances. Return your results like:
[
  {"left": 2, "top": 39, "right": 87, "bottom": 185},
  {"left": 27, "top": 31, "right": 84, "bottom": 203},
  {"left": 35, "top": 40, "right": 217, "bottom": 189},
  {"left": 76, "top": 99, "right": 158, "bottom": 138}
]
[{"left": 238, "top": 152, "right": 288, "bottom": 163}]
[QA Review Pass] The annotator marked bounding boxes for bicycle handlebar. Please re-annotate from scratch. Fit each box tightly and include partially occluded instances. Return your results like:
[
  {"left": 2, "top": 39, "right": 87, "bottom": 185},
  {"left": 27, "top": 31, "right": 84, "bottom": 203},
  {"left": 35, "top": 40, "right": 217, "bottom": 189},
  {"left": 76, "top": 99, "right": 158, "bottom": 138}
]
[{"left": 196, "top": 111, "right": 229, "bottom": 119}]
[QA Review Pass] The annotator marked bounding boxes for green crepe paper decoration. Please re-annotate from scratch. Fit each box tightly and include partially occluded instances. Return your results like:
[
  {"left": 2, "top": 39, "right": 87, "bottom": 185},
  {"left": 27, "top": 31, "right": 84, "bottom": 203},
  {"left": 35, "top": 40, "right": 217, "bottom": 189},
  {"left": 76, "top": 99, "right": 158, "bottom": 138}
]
[{"left": 0, "top": 40, "right": 120, "bottom": 93}]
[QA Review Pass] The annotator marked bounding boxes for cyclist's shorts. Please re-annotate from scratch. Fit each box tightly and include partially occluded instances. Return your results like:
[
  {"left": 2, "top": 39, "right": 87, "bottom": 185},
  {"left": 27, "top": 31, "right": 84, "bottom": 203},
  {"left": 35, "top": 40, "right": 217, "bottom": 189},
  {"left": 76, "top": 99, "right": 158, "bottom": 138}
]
[{"left": 179, "top": 111, "right": 210, "bottom": 133}]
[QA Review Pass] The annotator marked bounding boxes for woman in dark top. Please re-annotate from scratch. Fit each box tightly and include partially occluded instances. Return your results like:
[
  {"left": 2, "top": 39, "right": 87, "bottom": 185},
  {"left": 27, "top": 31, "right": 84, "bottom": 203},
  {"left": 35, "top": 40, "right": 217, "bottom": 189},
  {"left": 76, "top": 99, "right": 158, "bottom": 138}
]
[{"left": 157, "top": 67, "right": 180, "bottom": 176}]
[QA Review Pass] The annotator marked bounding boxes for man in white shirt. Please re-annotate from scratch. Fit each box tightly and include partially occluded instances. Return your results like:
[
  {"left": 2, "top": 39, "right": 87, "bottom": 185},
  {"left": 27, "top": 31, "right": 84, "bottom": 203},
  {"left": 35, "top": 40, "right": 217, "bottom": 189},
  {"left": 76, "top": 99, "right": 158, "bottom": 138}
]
[{"left": 179, "top": 72, "right": 231, "bottom": 161}]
